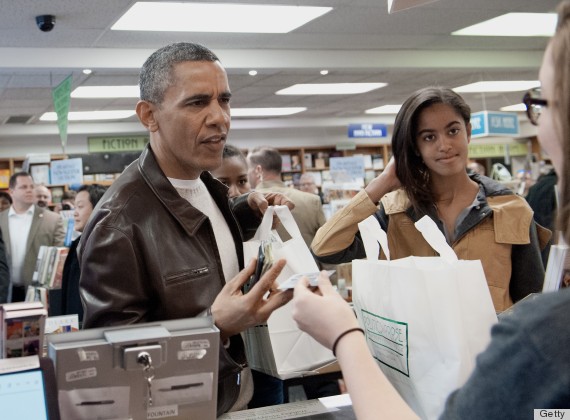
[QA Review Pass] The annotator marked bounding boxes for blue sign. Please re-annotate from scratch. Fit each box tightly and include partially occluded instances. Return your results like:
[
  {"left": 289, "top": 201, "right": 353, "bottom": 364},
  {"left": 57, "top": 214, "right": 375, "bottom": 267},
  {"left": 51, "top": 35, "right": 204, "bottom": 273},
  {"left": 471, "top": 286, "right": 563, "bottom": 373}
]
[
  {"left": 330, "top": 156, "right": 365, "bottom": 181},
  {"left": 470, "top": 111, "right": 519, "bottom": 138},
  {"left": 348, "top": 123, "right": 387, "bottom": 138},
  {"left": 50, "top": 158, "right": 84, "bottom": 185}
]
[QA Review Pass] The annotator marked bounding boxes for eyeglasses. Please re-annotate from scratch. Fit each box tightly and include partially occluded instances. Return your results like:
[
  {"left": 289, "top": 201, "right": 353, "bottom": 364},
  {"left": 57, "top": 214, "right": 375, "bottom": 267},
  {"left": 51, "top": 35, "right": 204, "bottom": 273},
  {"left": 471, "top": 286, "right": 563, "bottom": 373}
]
[{"left": 522, "top": 88, "right": 548, "bottom": 126}]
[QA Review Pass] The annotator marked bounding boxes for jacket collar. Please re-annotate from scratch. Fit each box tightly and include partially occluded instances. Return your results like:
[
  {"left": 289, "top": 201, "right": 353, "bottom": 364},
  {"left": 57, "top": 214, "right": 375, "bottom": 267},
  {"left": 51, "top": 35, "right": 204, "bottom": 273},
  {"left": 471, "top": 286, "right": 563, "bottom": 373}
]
[{"left": 137, "top": 145, "right": 235, "bottom": 236}]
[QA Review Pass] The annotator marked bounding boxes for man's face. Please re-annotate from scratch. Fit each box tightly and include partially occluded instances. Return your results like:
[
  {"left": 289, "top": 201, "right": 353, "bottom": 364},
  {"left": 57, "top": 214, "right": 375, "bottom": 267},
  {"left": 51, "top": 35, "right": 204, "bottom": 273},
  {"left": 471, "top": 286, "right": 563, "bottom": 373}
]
[
  {"left": 144, "top": 60, "right": 231, "bottom": 179},
  {"left": 10, "top": 175, "right": 35, "bottom": 209},
  {"left": 34, "top": 185, "right": 51, "bottom": 207}
]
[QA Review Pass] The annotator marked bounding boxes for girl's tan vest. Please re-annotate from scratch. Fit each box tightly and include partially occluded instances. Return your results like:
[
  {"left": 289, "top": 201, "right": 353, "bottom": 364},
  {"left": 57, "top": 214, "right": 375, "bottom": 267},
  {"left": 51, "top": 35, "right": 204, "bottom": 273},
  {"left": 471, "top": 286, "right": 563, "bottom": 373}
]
[{"left": 381, "top": 190, "right": 536, "bottom": 312}]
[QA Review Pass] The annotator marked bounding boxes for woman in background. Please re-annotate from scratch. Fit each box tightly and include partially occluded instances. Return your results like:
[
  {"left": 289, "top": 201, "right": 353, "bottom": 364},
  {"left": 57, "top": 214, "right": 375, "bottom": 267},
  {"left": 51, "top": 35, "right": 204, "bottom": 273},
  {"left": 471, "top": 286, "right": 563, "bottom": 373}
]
[
  {"left": 311, "top": 85, "right": 547, "bottom": 313},
  {"left": 61, "top": 184, "right": 107, "bottom": 324},
  {"left": 211, "top": 144, "right": 251, "bottom": 198},
  {"left": 293, "top": 2, "right": 570, "bottom": 418},
  {"left": 0, "top": 191, "right": 12, "bottom": 212},
  {"left": 212, "top": 143, "right": 285, "bottom": 408}
]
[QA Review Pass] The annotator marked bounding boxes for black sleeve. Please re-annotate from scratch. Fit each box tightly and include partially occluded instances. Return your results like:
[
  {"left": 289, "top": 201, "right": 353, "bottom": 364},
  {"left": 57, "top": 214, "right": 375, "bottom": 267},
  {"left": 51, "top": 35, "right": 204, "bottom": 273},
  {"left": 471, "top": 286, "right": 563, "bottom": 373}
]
[
  {"left": 230, "top": 193, "right": 261, "bottom": 241},
  {"left": 509, "top": 221, "right": 545, "bottom": 303}
]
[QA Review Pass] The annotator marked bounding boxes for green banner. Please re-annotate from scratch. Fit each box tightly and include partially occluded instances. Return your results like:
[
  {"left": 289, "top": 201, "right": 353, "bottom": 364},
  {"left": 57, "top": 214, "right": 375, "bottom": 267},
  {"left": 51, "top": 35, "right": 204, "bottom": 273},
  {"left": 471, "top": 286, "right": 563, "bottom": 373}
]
[
  {"left": 88, "top": 136, "right": 150, "bottom": 153},
  {"left": 468, "top": 142, "right": 527, "bottom": 158},
  {"left": 52, "top": 75, "right": 73, "bottom": 153}
]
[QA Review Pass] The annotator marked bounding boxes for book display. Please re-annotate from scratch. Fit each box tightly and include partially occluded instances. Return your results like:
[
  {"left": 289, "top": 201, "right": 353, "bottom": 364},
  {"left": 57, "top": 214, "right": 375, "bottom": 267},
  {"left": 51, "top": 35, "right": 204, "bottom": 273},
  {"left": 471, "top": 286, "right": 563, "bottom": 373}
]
[
  {"left": 0, "top": 302, "right": 47, "bottom": 358},
  {"left": 276, "top": 145, "right": 391, "bottom": 197}
]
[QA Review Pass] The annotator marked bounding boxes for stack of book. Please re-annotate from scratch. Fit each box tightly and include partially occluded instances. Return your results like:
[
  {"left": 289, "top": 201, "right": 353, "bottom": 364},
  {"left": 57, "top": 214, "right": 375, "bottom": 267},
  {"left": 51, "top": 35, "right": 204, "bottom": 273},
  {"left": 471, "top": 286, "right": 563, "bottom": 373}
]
[
  {"left": 26, "top": 246, "right": 69, "bottom": 310},
  {"left": 0, "top": 302, "right": 47, "bottom": 358}
]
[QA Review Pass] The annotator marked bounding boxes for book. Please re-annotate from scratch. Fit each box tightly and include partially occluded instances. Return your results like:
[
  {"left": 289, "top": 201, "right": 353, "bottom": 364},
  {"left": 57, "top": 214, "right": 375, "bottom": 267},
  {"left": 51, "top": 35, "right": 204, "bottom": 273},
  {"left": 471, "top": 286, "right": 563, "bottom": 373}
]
[
  {"left": 30, "top": 164, "right": 51, "bottom": 185},
  {"left": 543, "top": 242, "right": 570, "bottom": 292},
  {"left": 281, "top": 154, "right": 292, "bottom": 172},
  {"left": 48, "top": 247, "right": 69, "bottom": 289},
  {"left": 303, "top": 153, "right": 313, "bottom": 169},
  {"left": 0, "top": 302, "right": 47, "bottom": 358},
  {"left": 42, "top": 247, "right": 59, "bottom": 287},
  {"left": 31, "top": 245, "right": 48, "bottom": 284},
  {"left": 45, "top": 315, "right": 79, "bottom": 334}
]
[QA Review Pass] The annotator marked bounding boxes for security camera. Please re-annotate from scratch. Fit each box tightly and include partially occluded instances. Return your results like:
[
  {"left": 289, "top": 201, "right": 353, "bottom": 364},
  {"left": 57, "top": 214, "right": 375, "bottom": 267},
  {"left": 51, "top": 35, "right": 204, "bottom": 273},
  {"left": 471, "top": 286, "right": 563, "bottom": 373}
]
[{"left": 36, "top": 15, "right": 56, "bottom": 32}]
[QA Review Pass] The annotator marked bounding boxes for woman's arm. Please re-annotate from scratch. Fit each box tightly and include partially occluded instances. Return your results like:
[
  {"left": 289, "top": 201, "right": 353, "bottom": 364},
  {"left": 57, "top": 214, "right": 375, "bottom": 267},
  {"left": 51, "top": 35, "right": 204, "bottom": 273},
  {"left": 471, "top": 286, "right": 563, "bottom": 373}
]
[
  {"left": 311, "top": 158, "right": 401, "bottom": 262},
  {"left": 292, "top": 273, "right": 418, "bottom": 420}
]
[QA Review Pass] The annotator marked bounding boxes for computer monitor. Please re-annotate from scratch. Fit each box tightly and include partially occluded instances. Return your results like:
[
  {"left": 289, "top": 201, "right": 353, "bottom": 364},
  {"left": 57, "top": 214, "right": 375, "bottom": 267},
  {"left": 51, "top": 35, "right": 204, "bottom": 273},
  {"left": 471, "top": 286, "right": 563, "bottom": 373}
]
[
  {"left": 0, "top": 356, "right": 61, "bottom": 420},
  {"left": 47, "top": 316, "right": 219, "bottom": 420}
]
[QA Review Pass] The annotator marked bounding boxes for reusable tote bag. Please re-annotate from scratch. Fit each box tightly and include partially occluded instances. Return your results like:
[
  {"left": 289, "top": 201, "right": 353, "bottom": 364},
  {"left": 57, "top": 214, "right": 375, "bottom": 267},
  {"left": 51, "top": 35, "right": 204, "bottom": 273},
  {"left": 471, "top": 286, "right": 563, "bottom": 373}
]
[
  {"left": 242, "top": 206, "right": 335, "bottom": 379},
  {"left": 352, "top": 215, "right": 498, "bottom": 420}
]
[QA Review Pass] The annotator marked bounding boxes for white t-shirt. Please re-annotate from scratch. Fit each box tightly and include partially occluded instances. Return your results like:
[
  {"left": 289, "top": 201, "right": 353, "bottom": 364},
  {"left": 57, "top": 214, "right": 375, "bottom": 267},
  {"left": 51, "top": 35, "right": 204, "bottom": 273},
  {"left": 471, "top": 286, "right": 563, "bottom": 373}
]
[{"left": 8, "top": 205, "right": 34, "bottom": 286}]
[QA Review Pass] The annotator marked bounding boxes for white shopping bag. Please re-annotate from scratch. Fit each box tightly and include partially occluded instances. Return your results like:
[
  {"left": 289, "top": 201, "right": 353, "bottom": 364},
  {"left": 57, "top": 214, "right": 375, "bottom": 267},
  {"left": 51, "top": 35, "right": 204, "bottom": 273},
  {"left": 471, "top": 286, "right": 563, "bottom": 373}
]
[
  {"left": 352, "top": 215, "right": 497, "bottom": 420},
  {"left": 243, "top": 206, "right": 335, "bottom": 379}
]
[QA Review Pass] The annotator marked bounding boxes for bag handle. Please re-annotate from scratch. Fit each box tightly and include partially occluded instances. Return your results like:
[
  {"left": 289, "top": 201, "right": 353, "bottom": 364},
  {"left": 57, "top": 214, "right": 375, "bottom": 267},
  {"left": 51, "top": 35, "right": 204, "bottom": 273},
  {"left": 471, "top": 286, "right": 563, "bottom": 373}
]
[
  {"left": 253, "top": 205, "right": 303, "bottom": 241},
  {"left": 414, "top": 216, "right": 457, "bottom": 263},
  {"left": 358, "top": 216, "right": 390, "bottom": 261},
  {"left": 357, "top": 215, "right": 458, "bottom": 262}
]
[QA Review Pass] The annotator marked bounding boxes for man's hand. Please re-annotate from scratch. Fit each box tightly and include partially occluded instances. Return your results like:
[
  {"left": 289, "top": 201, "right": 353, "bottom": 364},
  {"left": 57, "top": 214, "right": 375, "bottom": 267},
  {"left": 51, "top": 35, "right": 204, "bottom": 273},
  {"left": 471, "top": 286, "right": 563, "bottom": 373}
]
[
  {"left": 212, "top": 258, "right": 293, "bottom": 340},
  {"left": 247, "top": 191, "right": 295, "bottom": 215}
]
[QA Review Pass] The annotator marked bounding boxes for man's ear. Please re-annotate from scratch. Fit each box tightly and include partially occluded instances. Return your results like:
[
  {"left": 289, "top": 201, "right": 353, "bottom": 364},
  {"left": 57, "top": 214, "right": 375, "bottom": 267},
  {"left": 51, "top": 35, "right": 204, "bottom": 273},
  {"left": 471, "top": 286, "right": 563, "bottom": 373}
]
[
  {"left": 466, "top": 121, "right": 472, "bottom": 144},
  {"left": 255, "top": 165, "right": 263, "bottom": 179},
  {"left": 136, "top": 100, "right": 159, "bottom": 132}
]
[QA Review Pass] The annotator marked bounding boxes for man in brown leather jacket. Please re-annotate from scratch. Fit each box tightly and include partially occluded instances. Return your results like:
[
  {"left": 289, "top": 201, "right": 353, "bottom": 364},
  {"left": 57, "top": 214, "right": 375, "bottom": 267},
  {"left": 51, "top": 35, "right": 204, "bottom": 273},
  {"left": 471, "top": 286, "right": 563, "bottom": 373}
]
[{"left": 78, "top": 42, "right": 293, "bottom": 415}]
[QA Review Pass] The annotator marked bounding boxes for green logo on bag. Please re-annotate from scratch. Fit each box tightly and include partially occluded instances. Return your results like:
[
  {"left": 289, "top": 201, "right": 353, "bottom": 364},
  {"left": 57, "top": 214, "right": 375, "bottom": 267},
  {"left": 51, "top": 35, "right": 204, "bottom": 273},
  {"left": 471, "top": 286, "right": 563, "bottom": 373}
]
[{"left": 360, "top": 309, "right": 409, "bottom": 377}]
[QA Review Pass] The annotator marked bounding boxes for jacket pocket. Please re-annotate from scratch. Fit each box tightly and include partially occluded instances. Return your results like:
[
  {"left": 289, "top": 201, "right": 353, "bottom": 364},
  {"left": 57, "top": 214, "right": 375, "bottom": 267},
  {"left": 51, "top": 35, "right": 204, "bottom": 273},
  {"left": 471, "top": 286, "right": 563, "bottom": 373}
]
[{"left": 163, "top": 266, "right": 210, "bottom": 286}]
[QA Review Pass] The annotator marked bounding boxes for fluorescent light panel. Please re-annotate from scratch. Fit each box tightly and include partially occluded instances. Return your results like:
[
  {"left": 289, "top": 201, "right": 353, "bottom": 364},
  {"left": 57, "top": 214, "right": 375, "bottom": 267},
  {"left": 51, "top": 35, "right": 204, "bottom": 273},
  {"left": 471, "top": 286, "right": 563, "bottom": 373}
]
[
  {"left": 112, "top": 2, "right": 332, "bottom": 33},
  {"left": 232, "top": 108, "right": 307, "bottom": 117},
  {"left": 277, "top": 83, "right": 387, "bottom": 95},
  {"left": 72, "top": 86, "right": 139, "bottom": 98},
  {"left": 454, "top": 81, "right": 540, "bottom": 93},
  {"left": 452, "top": 13, "right": 556, "bottom": 37},
  {"left": 40, "top": 110, "right": 136, "bottom": 121},
  {"left": 365, "top": 104, "right": 402, "bottom": 114}
]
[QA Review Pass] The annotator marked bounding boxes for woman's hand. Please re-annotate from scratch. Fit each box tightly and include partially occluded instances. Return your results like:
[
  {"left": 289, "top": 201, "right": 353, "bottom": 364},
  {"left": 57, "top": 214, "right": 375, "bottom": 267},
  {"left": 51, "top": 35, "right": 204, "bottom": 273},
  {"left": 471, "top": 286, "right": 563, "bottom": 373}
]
[
  {"left": 292, "top": 271, "right": 358, "bottom": 350},
  {"left": 364, "top": 157, "right": 402, "bottom": 204}
]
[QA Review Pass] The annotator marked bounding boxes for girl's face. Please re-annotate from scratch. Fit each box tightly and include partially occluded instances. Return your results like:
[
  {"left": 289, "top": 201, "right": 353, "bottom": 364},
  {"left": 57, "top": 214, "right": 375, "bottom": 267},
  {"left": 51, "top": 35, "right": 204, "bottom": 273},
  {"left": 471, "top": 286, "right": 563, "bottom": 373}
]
[
  {"left": 415, "top": 103, "right": 471, "bottom": 179},
  {"left": 538, "top": 42, "right": 562, "bottom": 176},
  {"left": 73, "top": 190, "right": 94, "bottom": 233},
  {"left": 211, "top": 156, "right": 251, "bottom": 198}
]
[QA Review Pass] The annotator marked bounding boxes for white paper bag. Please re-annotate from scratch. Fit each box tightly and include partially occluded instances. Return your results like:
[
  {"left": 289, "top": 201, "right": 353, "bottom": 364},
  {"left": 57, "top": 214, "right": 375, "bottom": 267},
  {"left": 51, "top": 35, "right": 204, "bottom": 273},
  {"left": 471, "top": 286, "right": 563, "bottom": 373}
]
[
  {"left": 243, "top": 206, "right": 335, "bottom": 379},
  {"left": 352, "top": 215, "right": 497, "bottom": 420}
]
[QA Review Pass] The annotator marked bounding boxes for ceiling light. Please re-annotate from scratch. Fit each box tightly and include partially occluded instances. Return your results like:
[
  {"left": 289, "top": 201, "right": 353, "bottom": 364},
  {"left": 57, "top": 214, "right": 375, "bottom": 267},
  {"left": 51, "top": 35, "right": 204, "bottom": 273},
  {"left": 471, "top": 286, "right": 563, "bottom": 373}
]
[
  {"left": 276, "top": 83, "right": 387, "bottom": 95},
  {"left": 82, "top": 69, "right": 92, "bottom": 75},
  {"left": 388, "top": 0, "right": 440, "bottom": 14},
  {"left": 365, "top": 104, "right": 402, "bottom": 114},
  {"left": 40, "top": 110, "right": 136, "bottom": 121},
  {"left": 320, "top": 70, "right": 329, "bottom": 76},
  {"left": 454, "top": 81, "right": 540, "bottom": 93},
  {"left": 500, "top": 103, "right": 527, "bottom": 112},
  {"left": 452, "top": 13, "right": 556, "bottom": 37},
  {"left": 249, "top": 70, "right": 258, "bottom": 76},
  {"left": 71, "top": 86, "right": 139, "bottom": 98},
  {"left": 112, "top": 2, "right": 332, "bottom": 33},
  {"left": 232, "top": 107, "right": 307, "bottom": 117}
]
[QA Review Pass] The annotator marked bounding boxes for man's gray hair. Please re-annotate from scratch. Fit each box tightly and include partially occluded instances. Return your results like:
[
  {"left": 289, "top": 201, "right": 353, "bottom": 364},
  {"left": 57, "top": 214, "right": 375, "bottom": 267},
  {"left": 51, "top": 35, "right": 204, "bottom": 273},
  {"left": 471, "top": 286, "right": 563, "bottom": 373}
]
[{"left": 139, "top": 42, "right": 219, "bottom": 104}]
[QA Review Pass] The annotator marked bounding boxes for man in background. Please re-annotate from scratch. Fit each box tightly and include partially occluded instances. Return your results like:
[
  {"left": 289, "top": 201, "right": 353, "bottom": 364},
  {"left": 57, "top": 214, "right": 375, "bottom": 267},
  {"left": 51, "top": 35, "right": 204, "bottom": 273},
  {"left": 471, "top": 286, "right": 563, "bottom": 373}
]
[
  {"left": 247, "top": 147, "right": 326, "bottom": 248},
  {"left": 0, "top": 172, "right": 65, "bottom": 301},
  {"left": 298, "top": 172, "right": 324, "bottom": 204},
  {"left": 34, "top": 184, "right": 51, "bottom": 208}
]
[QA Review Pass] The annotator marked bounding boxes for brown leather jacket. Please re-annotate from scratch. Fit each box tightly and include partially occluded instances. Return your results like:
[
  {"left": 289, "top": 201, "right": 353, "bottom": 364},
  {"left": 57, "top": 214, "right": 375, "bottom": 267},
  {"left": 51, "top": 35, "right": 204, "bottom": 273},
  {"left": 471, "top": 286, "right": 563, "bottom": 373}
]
[{"left": 79, "top": 145, "right": 259, "bottom": 414}]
